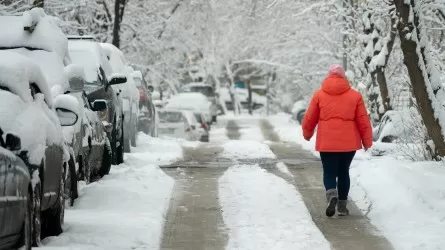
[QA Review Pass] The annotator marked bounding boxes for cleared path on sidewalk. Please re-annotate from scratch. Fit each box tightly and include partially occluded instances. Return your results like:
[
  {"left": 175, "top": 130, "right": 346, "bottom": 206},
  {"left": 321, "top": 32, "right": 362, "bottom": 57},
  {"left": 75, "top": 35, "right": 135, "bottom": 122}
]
[{"left": 259, "top": 119, "right": 393, "bottom": 250}]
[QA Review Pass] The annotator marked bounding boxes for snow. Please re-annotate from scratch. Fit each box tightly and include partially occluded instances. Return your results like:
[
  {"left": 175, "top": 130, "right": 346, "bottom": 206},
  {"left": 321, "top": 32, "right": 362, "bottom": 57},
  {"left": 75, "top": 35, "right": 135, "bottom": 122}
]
[
  {"left": 222, "top": 140, "right": 276, "bottom": 160},
  {"left": 164, "top": 93, "right": 212, "bottom": 113},
  {"left": 276, "top": 162, "right": 293, "bottom": 177},
  {"left": 349, "top": 158, "right": 445, "bottom": 250},
  {"left": 219, "top": 165, "right": 330, "bottom": 250},
  {"left": 130, "top": 133, "right": 183, "bottom": 165},
  {"left": 0, "top": 8, "right": 69, "bottom": 59},
  {"left": 53, "top": 94, "right": 80, "bottom": 114},
  {"left": 41, "top": 134, "right": 175, "bottom": 250},
  {"left": 64, "top": 63, "right": 86, "bottom": 82}
]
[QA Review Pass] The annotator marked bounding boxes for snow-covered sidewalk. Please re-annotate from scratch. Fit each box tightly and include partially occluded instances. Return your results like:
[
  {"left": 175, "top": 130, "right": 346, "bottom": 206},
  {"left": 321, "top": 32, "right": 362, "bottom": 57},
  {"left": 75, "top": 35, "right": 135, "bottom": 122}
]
[
  {"left": 41, "top": 134, "right": 176, "bottom": 249},
  {"left": 219, "top": 165, "right": 330, "bottom": 250},
  {"left": 269, "top": 113, "right": 445, "bottom": 250}
]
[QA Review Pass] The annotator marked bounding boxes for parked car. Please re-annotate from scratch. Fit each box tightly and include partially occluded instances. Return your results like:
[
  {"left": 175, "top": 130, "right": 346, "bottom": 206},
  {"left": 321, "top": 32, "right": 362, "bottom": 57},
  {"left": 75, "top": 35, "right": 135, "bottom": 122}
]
[
  {"left": 67, "top": 37, "right": 126, "bottom": 165},
  {"left": 180, "top": 83, "right": 219, "bottom": 122},
  {"left": 132, "top": 70, "right": 158, "bottom": 137},
  {"left": 373, "top": 109, "right": 421, "bottom": 143},
  {"left": 194, "top": 112, "right": 210, "bottom": 142},
  {"left": 291, "top": 100, "right": 308, "bottom": 124},
  {"left": 158, "top": 109, "right": 200, "bottom": 141},
  {"left": 0, "top": 128, "right": 32, "bottom": 250},
  {"left": 0, "top": 50, "right": 79, "bottom": 245},
  {"left": 66, "top": 66, "right": 112, "bottom": 182},
  {"left": 100, "top": 43, "right": 139, "bottom": 152},
  {"left": 164, "top": 93, "right": 213, "bottom": 125}
]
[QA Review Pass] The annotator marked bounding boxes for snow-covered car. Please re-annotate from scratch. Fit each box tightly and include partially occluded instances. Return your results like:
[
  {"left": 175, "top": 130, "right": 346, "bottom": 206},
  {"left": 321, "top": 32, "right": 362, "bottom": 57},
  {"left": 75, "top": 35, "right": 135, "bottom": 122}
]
[
  {"left": 373, "top": 109, "right": 422, "bottom": 143},
  {"left": 291, "top": 100, "right": 308, "bottom": 124},
  {"left": 0, "top": 129, "right": 32, "bottom": 250},
  {"left": 0, "top": 51, "right": 80, "bottom": 245},
  {"left": 219, "top": 86, "right": 266, "bottom": 112},
  {"left": 99, "top": 43, "right": 139, "bottom": 151},
  {"left": 158, "top": 109, "right": 200, "bottom": 141},
  {"left": 180, "top": 83, "right": 219, "bottom": 122},
  {"left": 194, "top": 112, "right": 210, "bottom": 142},
  {"left": 66, "top": 66, "right": 112, "bottom": 182},
  {"left": 67, "top": 37, "right": 126, "bottom": 165},
  {"left": 132, "top": 70, "right": 158, "bottom": 137},
  {"left": 164, "top": 93, "right": 213, "bottom": 125}
]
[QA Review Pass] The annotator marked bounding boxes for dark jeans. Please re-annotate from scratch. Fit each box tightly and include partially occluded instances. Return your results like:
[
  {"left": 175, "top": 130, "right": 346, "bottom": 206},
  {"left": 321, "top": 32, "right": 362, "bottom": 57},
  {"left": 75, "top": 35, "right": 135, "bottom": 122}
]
[{"left": 320, "top": 151, "right": 356, "bottom": 200}]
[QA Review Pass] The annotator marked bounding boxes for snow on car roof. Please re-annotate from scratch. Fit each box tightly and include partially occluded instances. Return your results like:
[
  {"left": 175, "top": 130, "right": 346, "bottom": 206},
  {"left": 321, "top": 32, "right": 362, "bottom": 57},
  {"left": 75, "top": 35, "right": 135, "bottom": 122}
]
[
  {"left": 68, "top": 40, "right": 113, "bottom": 80},
  {"left": 0, "top": 8, "right": 69, "bottom": 59},
  {"left": 131, "top": 70, "right": 143, "bottom": 79},
  {"left": 165, "top": 93, "right": 211, "bottom": 110},
  {"left": 99, "top": 43, "right": 127, "bottom": 73},
  {"left": 182, "top": 82, "right": 213, "bottom": 88},
  {"left": 0, "top": 51, "right": 52, "bottom": 105}
]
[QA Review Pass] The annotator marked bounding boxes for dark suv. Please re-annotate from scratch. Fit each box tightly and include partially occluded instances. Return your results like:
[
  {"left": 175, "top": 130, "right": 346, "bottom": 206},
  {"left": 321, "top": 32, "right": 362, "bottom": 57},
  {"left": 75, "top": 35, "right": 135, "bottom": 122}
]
[{"left": 67, "top": 38, "right": 126, "bottom": 165}]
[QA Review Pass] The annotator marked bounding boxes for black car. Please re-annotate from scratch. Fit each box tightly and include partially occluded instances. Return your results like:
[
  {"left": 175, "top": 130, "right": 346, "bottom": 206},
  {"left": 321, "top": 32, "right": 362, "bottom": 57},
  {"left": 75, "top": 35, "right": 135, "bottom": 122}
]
[
  {"left": 0, "top": 130, "right": 32, "bottom": 250},
  {"left": 68, "top": 38, "right": 127, "bottom": 165}
]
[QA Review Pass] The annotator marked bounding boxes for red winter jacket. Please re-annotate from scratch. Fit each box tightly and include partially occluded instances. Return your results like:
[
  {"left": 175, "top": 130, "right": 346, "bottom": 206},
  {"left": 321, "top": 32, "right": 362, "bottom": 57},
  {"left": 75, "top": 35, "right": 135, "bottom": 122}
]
[{"left": 302, "top": 75, "right": 373, "bottom": 152}]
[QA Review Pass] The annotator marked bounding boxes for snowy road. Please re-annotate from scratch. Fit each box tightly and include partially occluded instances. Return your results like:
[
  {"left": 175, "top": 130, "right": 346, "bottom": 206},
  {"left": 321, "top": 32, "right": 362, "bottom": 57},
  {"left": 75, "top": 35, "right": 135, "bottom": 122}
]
[{"left": 41, "top": 115, "right": 394, "bottom": 250}]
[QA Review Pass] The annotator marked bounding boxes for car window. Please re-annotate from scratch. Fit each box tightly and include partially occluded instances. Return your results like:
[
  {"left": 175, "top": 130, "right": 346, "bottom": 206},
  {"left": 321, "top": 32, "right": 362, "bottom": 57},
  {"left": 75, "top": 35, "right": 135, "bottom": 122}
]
[
  {"left": 82, "top": 92, "right": 92, "bottom": 109},
  {"left": 69, "top": 50, "right": 101, "bottom": 85},
  {"left": 159, "top": 111, "right": 183, "bottom": 123}
]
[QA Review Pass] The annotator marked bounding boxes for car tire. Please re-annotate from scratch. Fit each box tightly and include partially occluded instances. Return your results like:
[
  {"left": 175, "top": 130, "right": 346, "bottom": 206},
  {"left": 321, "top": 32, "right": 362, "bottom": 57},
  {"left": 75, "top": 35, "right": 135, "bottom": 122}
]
[
  {"left": 111, "top": 120, "right": 118, "bottom": 165},
  {"left": 17, "top": 187, "right": 32, "bottom": 250},
  {"left": 42, "top": 168, "right": 65, "bottom": 237},
  {"left": 131, "top": 125, "right": 137, "bottom": 147},
  {"left": 64, "top": 156, "right": 78, "bottom": 207},
  {"left": 82, "top": 154, "right": 91, "bottom": 184},
  {"left": 32, "top": 182, "right": 42, "bottom": 247},
  {"left": 117, "top": 124, "right": 125, "bottom": 164},
  {"left": 99, "top": 140, "right": 112, "bottom": 177}
]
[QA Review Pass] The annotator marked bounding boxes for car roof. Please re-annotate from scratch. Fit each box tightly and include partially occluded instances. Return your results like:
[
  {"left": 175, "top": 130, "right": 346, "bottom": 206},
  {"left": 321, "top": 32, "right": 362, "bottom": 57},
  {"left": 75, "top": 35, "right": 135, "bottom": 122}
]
[
  {"left": 68, "top": 40, "right": 113, "bottom": 78},
  {"left": 0, "top": 9, "right": 69, "bottom": 59},
  {"left": 0, "top": 51, "right": 52, "bottom": 105}
]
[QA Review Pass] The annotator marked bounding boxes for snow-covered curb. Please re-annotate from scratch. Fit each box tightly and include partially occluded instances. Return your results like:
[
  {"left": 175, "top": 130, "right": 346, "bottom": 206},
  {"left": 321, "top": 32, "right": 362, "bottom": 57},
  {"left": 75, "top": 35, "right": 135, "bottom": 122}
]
[{"left": 219, "top": 165, "right": 330, "bottom": 250}]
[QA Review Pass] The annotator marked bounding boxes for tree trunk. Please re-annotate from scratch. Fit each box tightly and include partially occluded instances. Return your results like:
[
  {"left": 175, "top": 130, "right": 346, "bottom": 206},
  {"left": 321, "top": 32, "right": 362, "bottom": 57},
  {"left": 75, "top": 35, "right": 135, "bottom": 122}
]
[
  {"left": 394, "top": 0, "right": 445, "bottom": 159},
  {"left": 112, "top": 0, "right": 127, "bottom": 48},
  {"left": 33, "top": 0, "right": 44, "bottom": 8},
  {"left": 247, "top": 80, "right": 252, "bottom": 115}
]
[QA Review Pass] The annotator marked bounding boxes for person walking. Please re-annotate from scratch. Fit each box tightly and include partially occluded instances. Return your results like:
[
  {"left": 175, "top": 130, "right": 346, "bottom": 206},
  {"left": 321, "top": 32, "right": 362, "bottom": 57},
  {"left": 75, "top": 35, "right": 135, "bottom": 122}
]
[{"left": 302, "top": 64, "right": 373, "bottom": 217}]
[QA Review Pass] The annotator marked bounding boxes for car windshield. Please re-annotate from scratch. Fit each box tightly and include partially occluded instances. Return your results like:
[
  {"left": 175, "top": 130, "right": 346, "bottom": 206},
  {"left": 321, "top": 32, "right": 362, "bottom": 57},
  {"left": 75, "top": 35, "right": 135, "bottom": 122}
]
[
  {"left": 69, "top": 50, "right": 101, "bottom": 85},
  {"left": 159, "top": 111, "right": 182, "bottom": 123},
  {"left": 185, "top": 86, "right": 215, "bottom": 97}
]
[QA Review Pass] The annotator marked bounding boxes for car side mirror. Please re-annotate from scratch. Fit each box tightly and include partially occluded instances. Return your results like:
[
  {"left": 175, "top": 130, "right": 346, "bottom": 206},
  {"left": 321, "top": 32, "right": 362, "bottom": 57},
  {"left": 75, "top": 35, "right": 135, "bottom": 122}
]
[
  {"left": 109, "top": 73, "right": 127, "bottom": 85},
  {"left": 65, "top": 64, "right": 85, "bottom": 92},
  {"left": 5, "top": 133, "right": 21, "bottom": 151},
  {"left": 54, "top": 94, "right": 80, "bottom": 126},
  {"left": 92, "top": 99, "right": 107, "bottom": 111}
]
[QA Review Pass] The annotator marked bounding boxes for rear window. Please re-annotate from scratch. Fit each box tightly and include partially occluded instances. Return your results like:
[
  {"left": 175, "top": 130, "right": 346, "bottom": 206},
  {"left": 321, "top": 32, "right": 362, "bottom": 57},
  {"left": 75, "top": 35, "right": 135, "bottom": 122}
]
[
  {"left": 159, "top": 111, "right": 182, "bottom": 123},
  {"left": 194, "top": 114, "right": 202, "bottom": 123}
]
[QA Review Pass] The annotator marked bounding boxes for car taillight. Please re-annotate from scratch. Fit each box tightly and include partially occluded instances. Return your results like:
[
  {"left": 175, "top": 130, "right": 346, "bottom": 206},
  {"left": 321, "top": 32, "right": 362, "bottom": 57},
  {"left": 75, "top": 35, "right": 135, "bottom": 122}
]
[
  {"left": 201, "top": 123, "right": 207, "bottom": 129},
  {"left": 138, "top": 87, "right": 147, "bottom": 101}
]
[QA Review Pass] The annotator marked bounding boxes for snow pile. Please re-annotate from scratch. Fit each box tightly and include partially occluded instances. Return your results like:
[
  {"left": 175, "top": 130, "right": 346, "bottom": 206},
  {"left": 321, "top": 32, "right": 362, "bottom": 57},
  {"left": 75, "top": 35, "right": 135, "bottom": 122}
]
[
  {"left": 219, "top": 165, "right": 330, "bottom": 250},
  {"left": 130, "top": 133, "right": 183, "bottom": 165},
  {"left": 222, "top": 140, "right": 276, "bottom": 160},
  {"left": 209, "top": 126, "right": 229, "bottom": 143},
  {"left": 42, "top": 162, "right": 174, "bottom": 249},
  {"left": 349, "top": 158, "right": 445, "bottom": 250},
  {"left": 276, "top": 162, "right": 293, "bottom": 177},
  {"left": 0, "top": 8, "right": 68, "bottom": 58}
]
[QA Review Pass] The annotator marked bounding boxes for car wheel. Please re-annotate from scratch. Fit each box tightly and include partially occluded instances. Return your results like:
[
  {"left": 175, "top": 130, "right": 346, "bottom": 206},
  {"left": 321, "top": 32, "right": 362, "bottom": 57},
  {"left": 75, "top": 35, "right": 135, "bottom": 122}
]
[
  {"left": 212, "top": 115, "right": 217, "bottom": 123},
  {"left": 82, "top": 155, "right": 91, "bottom": 184},
  {"left": 42, "top": 167, "right": 65, "bottom": 237},
  {"left": 65, "top": 156, "right": 78, "bottom": 207},
  {"left": 111, "top": 121, "right": 118, "bottom": 165},
  {"left": 124, "top": 132, "right": 131, "bottom": 153},
  {"left": 99, "top": 139, "right": 112, "bottom": 177},
  {"left": 131, "top": 125, "right": 137, "bottom": 147},
  {"left": 17, "top": 187, "right": 32, "bottom": 249},
  {"left": 32, "top": 182, "right": 42, "bottom": 247},
  {"left": 117, "top": 124, "right": 125, "bottom": 164}
]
